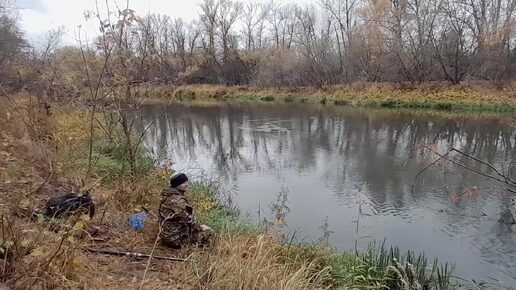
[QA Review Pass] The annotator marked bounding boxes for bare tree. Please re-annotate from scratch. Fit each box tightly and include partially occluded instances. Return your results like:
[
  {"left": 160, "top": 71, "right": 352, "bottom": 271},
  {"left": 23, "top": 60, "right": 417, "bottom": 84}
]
[
  {"left": 431, "top": 0, "right": 475, "bottom": 83},
  {"left": 319, "top": 0, "right": 360, "bottom": 80},
  {"left": 0, "top": 0, "right": 24, "bottom": 85},
  {"left": 404, "top": 0, "right": 442, "bottom": 82},
  {"left": 241, "top": 3, "right": 269, "bottom": 51},
  {"left": 10, "top": 0, "right": 516, "bottom": 89},
  {"left": 216, "top": 0, "right": 243, "bottom": 60},
  {"left": 81, "top": 2, "right": 154, "bottom": 175},
  {"left": 200, "top": 0, "right": 219, "bottom": 58},
  {"left": 268, "top": 3, "right": 297, "bottom": 49}
]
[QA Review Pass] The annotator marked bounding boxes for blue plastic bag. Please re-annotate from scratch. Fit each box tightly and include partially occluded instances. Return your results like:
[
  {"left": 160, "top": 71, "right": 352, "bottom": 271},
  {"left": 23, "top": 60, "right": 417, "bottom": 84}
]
[{"left": 127, "top": 212, "right": 148, "bottom": 231}]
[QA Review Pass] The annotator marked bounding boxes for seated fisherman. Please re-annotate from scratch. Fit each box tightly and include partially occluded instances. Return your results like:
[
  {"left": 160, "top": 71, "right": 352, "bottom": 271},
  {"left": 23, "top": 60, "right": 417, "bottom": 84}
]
[{"left": 158, "top": 172, "right": 214, "bottom": 249}]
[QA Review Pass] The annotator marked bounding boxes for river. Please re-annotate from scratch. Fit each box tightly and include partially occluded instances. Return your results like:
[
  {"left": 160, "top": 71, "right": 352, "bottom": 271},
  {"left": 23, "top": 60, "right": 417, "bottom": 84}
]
[{"left": 141, "top": 102, "right": 516, "bottom": 287}]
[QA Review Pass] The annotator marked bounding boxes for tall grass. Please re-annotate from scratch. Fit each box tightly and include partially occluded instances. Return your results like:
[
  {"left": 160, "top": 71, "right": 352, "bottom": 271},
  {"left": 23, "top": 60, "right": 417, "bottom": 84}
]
[
  {"left": 356, "top": 242, "right": 454, "bottom": 289},
  {"left": 276, "top": 241, "right": 455, "bottom": 289},
  {"left": 189, "top": 233, "right": 333, "bottom": 290}
]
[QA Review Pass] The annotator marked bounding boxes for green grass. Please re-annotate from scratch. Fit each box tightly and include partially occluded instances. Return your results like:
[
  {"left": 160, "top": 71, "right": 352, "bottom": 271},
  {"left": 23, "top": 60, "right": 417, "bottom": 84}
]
[
  {"left": 89, "top": 140, "right": 155, "bottom": 181},
  {"left": 261, "top": 95, "right": 276, "bottom": 102},
  {"left": 62, "top": 131, "right": 157, "bottom": 183},
  {"left": 278, "top": 241, "right": 455, "bottom": 289},
  {"left": 281, "top": 244, "right": 454, "bottom": 288},
  {"left": 188, "top": 181, "right": 261, "bottom": 234},
  {"left": 205, "top": 207, "right": 260, "bottom": 234},
  {"left": 376, "top": 99, "right": 455, "bottom": 110}
]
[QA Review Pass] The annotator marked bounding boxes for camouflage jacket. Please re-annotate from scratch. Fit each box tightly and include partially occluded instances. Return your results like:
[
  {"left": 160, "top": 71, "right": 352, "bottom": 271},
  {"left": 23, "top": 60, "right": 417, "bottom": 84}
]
[
  {"left": 158, "top": 187, "right": 199, "bottom": 247},
  {"left": 159, "top": 187, "right": 194, "bottom": 223}
]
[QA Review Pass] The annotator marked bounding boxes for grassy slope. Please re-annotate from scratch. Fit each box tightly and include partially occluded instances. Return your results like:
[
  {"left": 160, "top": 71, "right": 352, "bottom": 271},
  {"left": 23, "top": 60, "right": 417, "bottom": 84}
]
[
  {"left": 138, "top": 83, "right": 516, "bottom": 113},
  {"left": 0, "top": 99, "right": 465, "bottom": 289}
]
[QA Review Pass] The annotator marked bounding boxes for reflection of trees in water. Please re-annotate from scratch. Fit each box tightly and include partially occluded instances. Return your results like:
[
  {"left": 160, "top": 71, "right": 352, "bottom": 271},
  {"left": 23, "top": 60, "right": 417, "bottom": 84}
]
[{"left": 141, "top": 103, "right": 515, "bottom": 215}]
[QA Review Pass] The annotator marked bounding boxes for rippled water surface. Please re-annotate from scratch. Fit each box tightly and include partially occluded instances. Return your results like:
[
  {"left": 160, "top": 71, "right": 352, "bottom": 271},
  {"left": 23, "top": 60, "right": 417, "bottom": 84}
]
[{"left": 141, "top": 102, "right": 516, "bottom": 287}]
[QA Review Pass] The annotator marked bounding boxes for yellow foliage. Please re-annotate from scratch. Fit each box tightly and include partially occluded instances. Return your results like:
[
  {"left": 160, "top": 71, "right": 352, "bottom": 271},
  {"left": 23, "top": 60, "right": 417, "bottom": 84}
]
[
  {"left": 156, "top": 168, "right": 172, "bottom": 181},
  {"left": 188, "top": 191, "right": 216, "bottom": 219},
  {"left": 72, "top": 214, "right": 91, "bottom": 232},
  {"left": 11, "top": 64, "right": 39, "bottom": 80},
  {"left": 52, "top": 110, "right": 96, "bottom": 145},
  {"left": 195, "top": 198, "right": 215, "bottom": 215},
  {"left": 72, "top": 256, "right": 87, "bottom": 269},
  {"left": 66, "top": 236, "right": 76, "bottom": 244},
  {"left": 30, "top": 246, "right": 48, "bottom": 258}
]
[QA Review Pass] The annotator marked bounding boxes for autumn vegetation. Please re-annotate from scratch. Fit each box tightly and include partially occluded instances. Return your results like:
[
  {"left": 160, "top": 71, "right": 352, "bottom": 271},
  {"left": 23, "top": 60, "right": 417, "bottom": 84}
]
[
  {"left": 0, "top": 0, "right": 514, "bottom": 288},
  {"left": 2, "top": 0, "right": 516, "bottom": 109},
  {"left": 1, "top": 93, "right": 462, "bottom": 289}
]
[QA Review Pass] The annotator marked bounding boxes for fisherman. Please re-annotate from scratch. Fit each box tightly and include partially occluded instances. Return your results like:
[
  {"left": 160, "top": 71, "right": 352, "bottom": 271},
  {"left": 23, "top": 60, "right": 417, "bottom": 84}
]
[{"left": 158, "top": 172, "right": 214, "bottom": 249}]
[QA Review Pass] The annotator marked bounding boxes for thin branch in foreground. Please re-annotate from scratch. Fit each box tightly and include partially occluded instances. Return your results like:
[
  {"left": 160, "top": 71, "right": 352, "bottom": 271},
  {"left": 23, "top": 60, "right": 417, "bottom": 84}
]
[
  {"left": 417, "top": 144, "right": 516, "bottom": 190},
  {"left": 450, "top": 148, "right": 516, "bottom": 187},
  {"left": 411, "top": 149, "right": 452, "bottom": 201}
]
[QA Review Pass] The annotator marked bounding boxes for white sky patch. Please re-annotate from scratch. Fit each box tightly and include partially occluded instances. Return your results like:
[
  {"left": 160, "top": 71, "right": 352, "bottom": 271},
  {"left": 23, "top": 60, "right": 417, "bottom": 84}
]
[{"left": 18, "top": 0, "right": 313, "bottom": 46}]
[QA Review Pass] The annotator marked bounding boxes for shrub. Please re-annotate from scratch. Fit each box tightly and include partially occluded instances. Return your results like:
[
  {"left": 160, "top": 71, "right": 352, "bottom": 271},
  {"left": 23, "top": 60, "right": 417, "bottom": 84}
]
[
  {"left": 380, "top": 99, "right": 400, "bottom": 108},
  {"left": 174, "top": 88, "right": 196, "bottom": 101},
  {"left": 334, "top": 99, "right": 350, "bottom": 106},
  {"left": 433, "top": 102, "right": 453, "bottom": 110},
  {"left": 261, "top": 95, "right": 275, "bottom": 102},
  {"left": 283, "top": 96, "right": 294, "bottom": 103}
]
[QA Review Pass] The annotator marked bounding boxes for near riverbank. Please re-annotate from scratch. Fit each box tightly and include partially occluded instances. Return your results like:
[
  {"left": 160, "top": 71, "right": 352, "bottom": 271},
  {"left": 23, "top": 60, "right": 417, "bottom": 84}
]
[
  {"left": 0, "top": 97, "right": 471, "bottom": 289},
  {"left": 138, "top": 83, "right": 516, "bottom": 113}
]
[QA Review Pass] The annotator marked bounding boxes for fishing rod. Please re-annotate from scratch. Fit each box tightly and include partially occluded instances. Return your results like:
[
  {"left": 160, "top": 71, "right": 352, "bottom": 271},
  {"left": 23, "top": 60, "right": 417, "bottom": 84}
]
[{"left": 84, "top": 248, "right": 192, "bottom": 262}]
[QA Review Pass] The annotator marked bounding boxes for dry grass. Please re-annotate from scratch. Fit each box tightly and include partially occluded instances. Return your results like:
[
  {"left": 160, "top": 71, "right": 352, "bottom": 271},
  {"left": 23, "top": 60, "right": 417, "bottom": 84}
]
[
  {"left": 0, "top": 98, "right": 190, "bottom": 289},
  {"left": 138, "top": 82, "right": 516, "bottom": 112},
  {"left": 189, "top": 233, "right": 332, "bottom": 290}
]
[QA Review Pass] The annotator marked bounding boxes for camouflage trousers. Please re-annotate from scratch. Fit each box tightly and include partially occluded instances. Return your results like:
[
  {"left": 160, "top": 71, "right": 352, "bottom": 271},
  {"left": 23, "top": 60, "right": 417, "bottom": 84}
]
[{"left": 160, "top": 222, "right": 214, "bottom": 249}]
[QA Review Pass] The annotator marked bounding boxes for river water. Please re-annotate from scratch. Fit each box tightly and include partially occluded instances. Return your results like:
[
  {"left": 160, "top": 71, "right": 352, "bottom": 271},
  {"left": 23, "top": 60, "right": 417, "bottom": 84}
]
[{"left": 141, "top": 102, "right": 516, "bottom": 287}]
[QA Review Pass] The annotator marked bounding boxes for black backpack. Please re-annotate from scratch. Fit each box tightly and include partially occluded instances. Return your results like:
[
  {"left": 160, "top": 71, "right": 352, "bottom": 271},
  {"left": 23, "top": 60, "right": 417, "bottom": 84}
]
[{"left": 44, "top": 191, "right": 95, "bottom": 219}]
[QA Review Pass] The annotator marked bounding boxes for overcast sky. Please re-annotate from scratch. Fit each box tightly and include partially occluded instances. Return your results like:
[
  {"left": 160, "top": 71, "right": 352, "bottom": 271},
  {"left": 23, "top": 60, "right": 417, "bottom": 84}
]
[{"left": 16, "top": 0, "right": 312, "bottom": 45}]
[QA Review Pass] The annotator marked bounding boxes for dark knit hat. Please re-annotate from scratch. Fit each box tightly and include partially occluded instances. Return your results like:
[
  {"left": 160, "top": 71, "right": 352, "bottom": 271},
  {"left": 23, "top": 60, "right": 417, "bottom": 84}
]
[{"left": 170, "top": 173, "right": 188, "bottom": 188}]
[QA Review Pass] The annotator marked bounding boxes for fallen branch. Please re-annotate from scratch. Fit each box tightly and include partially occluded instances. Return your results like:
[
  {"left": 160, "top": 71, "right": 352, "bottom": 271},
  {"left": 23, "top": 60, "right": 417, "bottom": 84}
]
[{"left": 84, "top": 248, "right": 191, "bottom": 262}]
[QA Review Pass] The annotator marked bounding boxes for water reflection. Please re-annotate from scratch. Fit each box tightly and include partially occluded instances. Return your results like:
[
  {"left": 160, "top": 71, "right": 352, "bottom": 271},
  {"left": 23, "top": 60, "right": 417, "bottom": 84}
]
[{"left": 142, "top": 102, "right": 516, "bottom": 286}]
